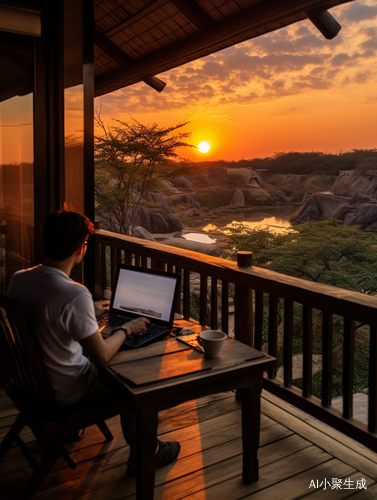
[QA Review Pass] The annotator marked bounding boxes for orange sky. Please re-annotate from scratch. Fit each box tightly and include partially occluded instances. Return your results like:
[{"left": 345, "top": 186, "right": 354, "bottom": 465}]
[{"left": 96, "top": 0, "right": 377, "bottom": 162}]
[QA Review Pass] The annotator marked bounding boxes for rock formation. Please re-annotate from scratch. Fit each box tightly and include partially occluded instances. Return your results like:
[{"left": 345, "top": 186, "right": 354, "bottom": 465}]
[
  {"left": 296, "top": 170, "right": 377, "bottom": 229},
  {"left": 231, "top": 188, "right": 245, "bottom": 207}
]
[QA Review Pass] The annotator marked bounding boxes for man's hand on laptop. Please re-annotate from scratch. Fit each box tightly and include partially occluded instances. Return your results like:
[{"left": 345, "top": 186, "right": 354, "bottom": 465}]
[{"left": 123, "top": 317, "right": 150, "bottom": 337}]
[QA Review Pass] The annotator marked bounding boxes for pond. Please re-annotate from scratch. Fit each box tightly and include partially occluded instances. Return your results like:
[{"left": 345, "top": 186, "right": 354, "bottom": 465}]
[{"left": 182, "top": 209, "right": 296, "bottom": 244}]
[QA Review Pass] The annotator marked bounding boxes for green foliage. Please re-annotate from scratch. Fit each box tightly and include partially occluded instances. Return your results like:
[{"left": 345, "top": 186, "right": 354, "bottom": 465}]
[
  {"left": 95, "top": 116, "right": 194, "bottom": 234},
  {"left": 197, "top": 189, "right": 233, "bottom": 209},
  {"left": 227, "top": 219, "right": 377, "bottom": 294}
]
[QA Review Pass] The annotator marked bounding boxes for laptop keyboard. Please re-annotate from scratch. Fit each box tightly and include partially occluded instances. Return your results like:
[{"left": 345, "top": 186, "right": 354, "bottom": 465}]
[{"left": 105, "top": 315, "right": 167, "bottom": 340}]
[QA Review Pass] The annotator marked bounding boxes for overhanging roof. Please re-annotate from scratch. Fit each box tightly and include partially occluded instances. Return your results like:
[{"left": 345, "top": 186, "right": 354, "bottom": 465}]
[{"left": 93, "top": 0, "right": 353, "bottom": 97}]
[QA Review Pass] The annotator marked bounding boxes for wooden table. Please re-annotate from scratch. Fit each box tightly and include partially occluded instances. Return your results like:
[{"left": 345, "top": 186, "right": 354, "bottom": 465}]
[{"left": 99, "top": 328, "right": 275, "bottom": 500}]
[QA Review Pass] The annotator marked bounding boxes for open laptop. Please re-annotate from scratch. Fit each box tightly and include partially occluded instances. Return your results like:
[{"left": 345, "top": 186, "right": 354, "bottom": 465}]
[{"left": 99, "top": 264, "right": 181, "bottom": 349}]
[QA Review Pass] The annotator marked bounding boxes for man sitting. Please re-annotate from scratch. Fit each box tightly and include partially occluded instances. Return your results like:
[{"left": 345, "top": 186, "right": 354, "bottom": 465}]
[{"left": 8, "top": 205, "right": 180, "bottom": 475}]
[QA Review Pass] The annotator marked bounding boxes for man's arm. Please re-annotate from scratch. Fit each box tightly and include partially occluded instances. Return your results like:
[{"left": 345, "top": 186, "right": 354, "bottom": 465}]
[{"left": 79, "top": 317, "right": 150, "bottom": 366}]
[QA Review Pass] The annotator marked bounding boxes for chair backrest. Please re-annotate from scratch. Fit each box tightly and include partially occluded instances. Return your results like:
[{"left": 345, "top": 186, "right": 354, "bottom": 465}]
[{"left": 0, "top": 293, "right": 56, "bottom": 410}]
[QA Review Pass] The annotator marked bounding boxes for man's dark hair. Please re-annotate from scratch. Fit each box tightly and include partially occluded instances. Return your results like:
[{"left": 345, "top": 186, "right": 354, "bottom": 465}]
[{"left": 43, "top": 204, "right": 95, "bottom": 261}]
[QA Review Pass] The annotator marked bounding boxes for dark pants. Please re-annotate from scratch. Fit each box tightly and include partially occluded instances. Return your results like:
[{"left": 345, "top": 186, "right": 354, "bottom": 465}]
[{"left": 65, "top": 377, "right": 136, "bottom": 445}]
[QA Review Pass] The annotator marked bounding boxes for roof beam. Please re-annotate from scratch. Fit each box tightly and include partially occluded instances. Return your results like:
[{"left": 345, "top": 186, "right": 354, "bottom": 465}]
[
  {"left": 170, "top": 0, "right": 215, "bottom": 30},
  {"left": 95, "top": 0, "right": 345, "bottom": 96},
  {"left": 94, "top": 28, "right": 166, "bottom": 92},
  {"left": 305, "top": 8, "right": 341, "bottom": 39}
]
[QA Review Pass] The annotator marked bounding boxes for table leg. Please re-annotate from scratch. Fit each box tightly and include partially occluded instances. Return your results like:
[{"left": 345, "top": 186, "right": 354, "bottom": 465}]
[
  {"left": 135, "top": 400, "right": 158, "bottom": 500},
  {"left": 240, "top": 375, "right": 263, "bottom": 483}
]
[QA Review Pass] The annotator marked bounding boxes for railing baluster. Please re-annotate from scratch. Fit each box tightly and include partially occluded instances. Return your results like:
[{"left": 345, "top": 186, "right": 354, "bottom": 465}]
[
  {"left": 235, "top": 252, "right": 254, "bottom": 346},
  {"left": 369, "top": 326, "right": 377, "bottom": 433},
  {"left": 210, "top": 277, "right": 217, "bottom": 329},
  {"left": 124, "top": 251, "right": 132, "bottom": 265},
  {"left": 151, "top": 259, "right": 165, "bottom": 271},
  {"left": 141, "top": 255, "right": 147, "bottom": 268},
  {"left": 268, "top": 295, "right": 278, "bottom": 379},
  {"left": 283, "top": 299, "right": 293, "bottom": 388},
  {"left": 343, "top": 318, "right": 355, "bottom": 419},
  {"left": 110, "top": 247, "right": 117, "bottom": 290},
  {"left": 322, "top": 311, "right": 333, "bottom": 407},
  {"left": 254, "top": 291, "right": 263, "bottom": 351},
  {"left": 95, "top": 242, "right": 102, "bottom": 298},
  {"left": 101, "top": 244, "right": 107, "bottom": 291},
  {"left": 183, "top": 268, "right": 190, "bottom": 320},
  {"left": 221, "top": 281, "right": 229, "bottom": 335},
  {"left": 199, "top": 274, "right": 208, "bottom": 327},
  {"left": 302, "top": 305, "right": 313, "bottom": 398}
]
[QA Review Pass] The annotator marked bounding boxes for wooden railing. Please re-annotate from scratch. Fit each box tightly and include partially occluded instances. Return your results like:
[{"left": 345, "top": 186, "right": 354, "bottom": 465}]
[{"left": 95, "top": 229, "right": 377, "bottom": 452}]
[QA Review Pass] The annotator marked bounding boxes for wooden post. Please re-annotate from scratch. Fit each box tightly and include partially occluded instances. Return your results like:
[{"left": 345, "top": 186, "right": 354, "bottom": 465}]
[{"left": 235, "top": 251, "right": 254, "bottom": 346}]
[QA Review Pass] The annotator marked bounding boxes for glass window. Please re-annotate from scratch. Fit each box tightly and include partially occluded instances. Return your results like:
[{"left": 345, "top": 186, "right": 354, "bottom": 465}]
[{"left": 0, "top": 32, "right": 34, "bottom": 289}]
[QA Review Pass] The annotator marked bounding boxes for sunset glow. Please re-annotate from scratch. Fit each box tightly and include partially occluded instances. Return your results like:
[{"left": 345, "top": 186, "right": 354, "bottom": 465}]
[{"left": 95, "top": 0, "right": 377, "bottom": 162}]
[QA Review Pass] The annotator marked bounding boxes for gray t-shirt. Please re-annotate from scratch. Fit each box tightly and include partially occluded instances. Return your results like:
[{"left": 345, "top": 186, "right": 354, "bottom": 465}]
[{"left": 8, "top": 265, "right": 99, "bottom": 406}]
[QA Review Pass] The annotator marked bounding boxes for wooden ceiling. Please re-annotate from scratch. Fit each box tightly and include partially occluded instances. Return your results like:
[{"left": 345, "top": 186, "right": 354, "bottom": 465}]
[
  {"left": 93, "top": 0, "right": 353, "bottom": 97},
  {"left": 0, "top": 0, "right": 353, "bottom": 102}
]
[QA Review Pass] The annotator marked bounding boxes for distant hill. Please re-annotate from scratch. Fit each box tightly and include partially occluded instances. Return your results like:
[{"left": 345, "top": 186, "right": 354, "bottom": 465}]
[{"left": 178, "top": 149, "right": 377, "bottom": 178}]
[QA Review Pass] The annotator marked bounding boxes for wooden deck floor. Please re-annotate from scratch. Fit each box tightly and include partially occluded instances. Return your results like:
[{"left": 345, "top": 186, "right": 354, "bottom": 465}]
[{"left": 1, "top": 388, "right": 377, "bottom": 500}]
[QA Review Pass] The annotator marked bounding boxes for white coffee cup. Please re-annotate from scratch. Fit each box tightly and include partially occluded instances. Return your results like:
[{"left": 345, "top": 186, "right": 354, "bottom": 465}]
[{"left": 199, "top": 330, "right": 227, "bottom": 359}]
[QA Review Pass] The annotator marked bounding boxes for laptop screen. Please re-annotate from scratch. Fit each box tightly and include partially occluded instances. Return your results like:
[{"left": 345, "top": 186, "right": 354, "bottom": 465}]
[{"left": 111, "top": 266, "right": 180, "bottom": 325}]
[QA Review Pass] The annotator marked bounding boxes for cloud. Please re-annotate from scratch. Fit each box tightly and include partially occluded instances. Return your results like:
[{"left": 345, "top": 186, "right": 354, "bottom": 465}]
[
  {"left": 340, "top": 2, "right": 377, "bottom": 22},
  {"left": 97, "top": 2, "right": 377, "bottom": 117}
]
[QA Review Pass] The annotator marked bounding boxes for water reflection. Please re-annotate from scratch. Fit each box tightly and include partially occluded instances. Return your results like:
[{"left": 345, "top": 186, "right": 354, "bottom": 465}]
[
  {"left": 203, "top": 215, "right": 293, "bottom": 235},
  {"left": 183, "top": 233, "right": 217, "bottom": 244}
]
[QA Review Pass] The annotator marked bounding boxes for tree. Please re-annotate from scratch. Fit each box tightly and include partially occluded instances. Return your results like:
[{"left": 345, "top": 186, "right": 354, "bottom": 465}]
[
  {"left": 226, "top": 219, "right": 377, "bottom": 294},
  {"left": 95, "top": 116, "right": 194, "bottom": 234}
]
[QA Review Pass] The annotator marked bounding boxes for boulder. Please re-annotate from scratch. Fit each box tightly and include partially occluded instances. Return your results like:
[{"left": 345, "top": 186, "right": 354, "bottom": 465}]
[
  {"left": 351, "top": 193, "right": 375, "bottom": 205},
  {"left": 344, "top": 203, "right": 377, "bottom": 229},
  {"left": 166, "top": 213, "right": 183, "bottom": 231},
  {"left": 169, "top": 176, "right": 193, "bottom": 189},
  {"left": 183, "top": 194, "right": 201, "bottom": 208},
  {"left": 332, "top": 170, "right": 377, "bottom": 199},
  {"left": 132, "top": 226, "right": 155, "bottom": 241},
  {"left": 133, "top": 207, "right": 182, "bottom": 233},
  {"left": 274, "top": 190, "right": 291, "bottom": 205},
  {"left": 149, "top": 192, "right": 168, "bottom": 207},
  {"left": 274, "top": 174, "right": 336, "bottom": 190},
  {"left": 133, "top": 206, "right": 152, "bottom": 232},
  {"left": 159, "top": 179, "right": 179, "bottom": 192},
  {"left": 150, "top": 212, "right": 171, "bottom": 233},
  {"left": 227, "top": 168, "right": 265, "bottom": 189},
  {"left": 230, "top": 188, "right": 245, "bottom": 207},
  {"left": 296, "top": 193, "right": 350, "bottom": 223}
]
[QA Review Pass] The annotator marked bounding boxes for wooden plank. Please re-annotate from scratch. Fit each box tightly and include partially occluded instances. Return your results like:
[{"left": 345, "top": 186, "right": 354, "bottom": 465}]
[
  {"left": 343, "top": 318, "right": 355, "bottom": 419},
  {"left": 322, "top": 311, "right": 333, "bottom": 407},
  {"left": 254, "top": 290, "right": 263, "bottom": 351},
  {"left": 268, "top": 295, "right": 278, "bottom": 378},
  {"left": 369, "top": 326, "right": 377, "bottom": 433},
  {"left": 306, "top": 471, "right": 375, "bottom": 499},
  {"left": 241, "top": 458, "right": 355, "bottom": 499},
  {"left": 283, "top": 299, "right": 293, "bottom": 387},
  {"left": 210, "top": 276, "right": 217, "bottom": 329},
  {"left": 261, "top": 391, "right": 377, "bottom": 479},
  {"left": 302, "top": 305, "right": 313, "bottom": 398},
  {"left": 221, "top": 280, "right": 229, "bottom": 334},
  {"left": 178, "top": 447, "right": 331, "bottom": 500}
]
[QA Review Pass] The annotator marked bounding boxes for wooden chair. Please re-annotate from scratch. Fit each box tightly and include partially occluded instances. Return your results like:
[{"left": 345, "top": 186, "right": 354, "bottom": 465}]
[{"left": 0, "top": 293, "right": 126, "bottom": 499}]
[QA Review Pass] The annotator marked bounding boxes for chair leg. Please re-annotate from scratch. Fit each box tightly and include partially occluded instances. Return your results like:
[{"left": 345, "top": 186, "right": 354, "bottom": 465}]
[
  {"left": 96, "top": 420, "right": 113, "bottom": 441},
  {"left": 20, "top": 442, "right": 63, "bottom": 500},
  {"left": 61, "top": 447, "right": 77, "bottom": 470},
  {"left": 0, "top": 413, "right": 26, "bottom": 461}
]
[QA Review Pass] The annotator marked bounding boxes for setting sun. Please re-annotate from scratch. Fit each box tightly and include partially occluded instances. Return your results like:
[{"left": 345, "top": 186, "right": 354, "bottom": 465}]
[{"left": 197, "top": 141, "right": 210, "bottom": 154}]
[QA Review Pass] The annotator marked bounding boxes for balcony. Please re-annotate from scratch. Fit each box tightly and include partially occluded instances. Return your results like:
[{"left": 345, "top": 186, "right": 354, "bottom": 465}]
[{"left": 1, "top": 229, "right": 377, "bottom": 498}]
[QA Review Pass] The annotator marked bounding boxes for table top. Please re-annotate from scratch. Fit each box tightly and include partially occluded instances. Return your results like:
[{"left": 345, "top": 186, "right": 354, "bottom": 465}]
[{"left": 101, "top": 329, "right": 275, "bottom": 402}]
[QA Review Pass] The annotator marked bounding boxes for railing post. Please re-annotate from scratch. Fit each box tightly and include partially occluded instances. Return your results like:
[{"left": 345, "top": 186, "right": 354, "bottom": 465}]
[{"left": 235, "top": 252, "right": 254, "bottom": 347}]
